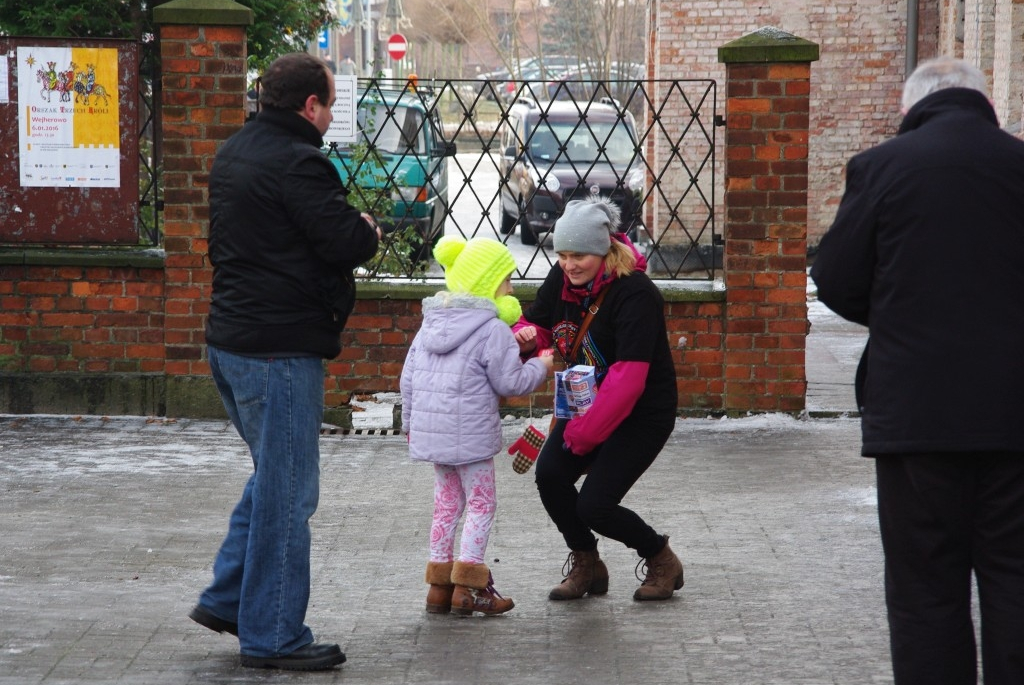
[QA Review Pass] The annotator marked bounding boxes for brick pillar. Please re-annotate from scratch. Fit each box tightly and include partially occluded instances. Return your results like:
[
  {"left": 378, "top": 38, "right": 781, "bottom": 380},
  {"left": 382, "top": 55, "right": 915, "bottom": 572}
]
[
  {"left": 718, "top": 28, "right": 819, "bottom": 413},
  {"left": 153, "top": 0, "right": 252, "bottom": 415}
]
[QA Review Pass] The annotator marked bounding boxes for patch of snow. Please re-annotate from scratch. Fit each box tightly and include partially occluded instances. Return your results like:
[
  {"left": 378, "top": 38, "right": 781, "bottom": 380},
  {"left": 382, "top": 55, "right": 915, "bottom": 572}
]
[{"left": 350, "top": 392, "right": 401, "bottom": 430}]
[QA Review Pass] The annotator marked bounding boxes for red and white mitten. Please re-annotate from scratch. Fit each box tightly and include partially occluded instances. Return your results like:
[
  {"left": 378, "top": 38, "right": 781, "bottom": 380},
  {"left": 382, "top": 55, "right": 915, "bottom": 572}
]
[{"left": 508, "top": 424, "right": 546, "bottom": 474}]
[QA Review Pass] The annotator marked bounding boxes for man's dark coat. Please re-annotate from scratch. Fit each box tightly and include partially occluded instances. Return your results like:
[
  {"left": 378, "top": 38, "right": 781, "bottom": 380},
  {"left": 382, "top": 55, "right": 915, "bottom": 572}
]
[{"left": 811, "top": 88, "right": 1024, "bottom": 455}]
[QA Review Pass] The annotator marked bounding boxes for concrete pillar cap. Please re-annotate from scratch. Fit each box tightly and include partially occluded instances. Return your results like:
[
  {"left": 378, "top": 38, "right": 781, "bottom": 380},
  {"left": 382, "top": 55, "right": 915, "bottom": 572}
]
[
  {"left": 718, "top": 26, "right": 819, "bottom": 64},
  {"left": 153, "top": 0, "right": 254, "bottom": 26}
]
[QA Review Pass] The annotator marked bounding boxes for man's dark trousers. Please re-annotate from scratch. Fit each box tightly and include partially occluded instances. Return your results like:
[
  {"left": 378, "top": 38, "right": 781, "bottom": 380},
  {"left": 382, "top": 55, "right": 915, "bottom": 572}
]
[{"left": 875, "top": 452, "right": 1024, "bottom": 685}]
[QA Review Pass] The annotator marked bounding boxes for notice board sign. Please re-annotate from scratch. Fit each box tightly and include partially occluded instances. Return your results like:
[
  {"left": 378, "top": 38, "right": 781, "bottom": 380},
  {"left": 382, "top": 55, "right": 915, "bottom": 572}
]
[{"left": 0, "top": 38, "right": 140, "bottom": 244}]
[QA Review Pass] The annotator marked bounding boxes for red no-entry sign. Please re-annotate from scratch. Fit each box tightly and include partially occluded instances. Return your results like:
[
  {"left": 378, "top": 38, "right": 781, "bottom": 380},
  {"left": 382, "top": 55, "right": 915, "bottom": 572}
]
[{"left": 387, "top": 33, "right": 407, "bottom": 61}]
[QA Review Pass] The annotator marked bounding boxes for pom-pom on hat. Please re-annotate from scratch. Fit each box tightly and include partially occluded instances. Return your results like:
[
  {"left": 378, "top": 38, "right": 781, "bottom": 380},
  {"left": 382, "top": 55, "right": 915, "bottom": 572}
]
[
  {"left": 553, "top": 197, "right": 622, "bottom": 256},
  {"left": 433, "top": 236, "right": 522, "bottom": 324}
]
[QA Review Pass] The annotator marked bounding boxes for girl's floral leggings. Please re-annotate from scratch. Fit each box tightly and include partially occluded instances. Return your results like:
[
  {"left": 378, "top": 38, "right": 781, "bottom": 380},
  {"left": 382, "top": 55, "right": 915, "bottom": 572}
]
[{"left": 429, "top": 458, "right": 497, "bottom": 564}]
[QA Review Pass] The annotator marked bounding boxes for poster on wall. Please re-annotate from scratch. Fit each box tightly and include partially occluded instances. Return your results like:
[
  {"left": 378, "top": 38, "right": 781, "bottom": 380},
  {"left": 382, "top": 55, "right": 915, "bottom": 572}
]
[
  {"left": 17, "top": 46, "right": 120, "bottom": 188},
  {"left": 0, "top": 37, "right": 139, "bottom": 244}
]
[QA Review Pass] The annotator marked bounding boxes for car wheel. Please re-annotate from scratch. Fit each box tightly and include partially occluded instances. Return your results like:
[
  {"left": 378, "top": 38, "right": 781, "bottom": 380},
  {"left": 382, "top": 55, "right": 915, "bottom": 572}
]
[
  {"left": 429, "top": 208, "right": 445, "bottom": 248},
  {"left": 407, "top": 235, "right": 430, "bottom": 265},
  {"left": 519, "top": 215, "right": 538, "bottom": 246},
  {"left": 500, "top": 207, "right": 517, "bottom": 235},
  {"left": 408, "top": 215, "right": 443, "bottom": 266}
]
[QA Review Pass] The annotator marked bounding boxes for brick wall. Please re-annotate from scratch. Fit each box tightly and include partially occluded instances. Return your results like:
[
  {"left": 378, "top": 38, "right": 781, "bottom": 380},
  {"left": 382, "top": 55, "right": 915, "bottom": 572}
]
[
  {"left": 651, "top": 0, "right": 941, "bottom": 246},
  {"left": 668, "top": 301, "right": 727, "bottom": 411},
  {"left": 0, "top": 266, "right": 727, "bottom": 418},
  {"left": 330, "top": 289, "right": 730, "bottom": 418},
  {"left": 0, "top": 5, "right": 815, "bottom": 421},
  {"left": 0, "top": 260, "right": 164, "bottom": 374},
  {"left": 8, "top": 1, "right": 1021, "bottom": 420}
]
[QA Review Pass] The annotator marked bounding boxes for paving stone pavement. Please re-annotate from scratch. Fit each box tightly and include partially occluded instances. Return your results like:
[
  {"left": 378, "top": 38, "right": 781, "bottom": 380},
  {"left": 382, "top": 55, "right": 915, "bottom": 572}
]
[{"left": 1, "top": 296, "right": 898, "bottom": 685}]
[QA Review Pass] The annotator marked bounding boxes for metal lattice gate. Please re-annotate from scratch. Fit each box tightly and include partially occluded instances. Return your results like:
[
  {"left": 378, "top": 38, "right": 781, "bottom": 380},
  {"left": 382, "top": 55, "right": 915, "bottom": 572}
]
[{"left": 320, "top": 76, "right": 719, "bottom": 281}]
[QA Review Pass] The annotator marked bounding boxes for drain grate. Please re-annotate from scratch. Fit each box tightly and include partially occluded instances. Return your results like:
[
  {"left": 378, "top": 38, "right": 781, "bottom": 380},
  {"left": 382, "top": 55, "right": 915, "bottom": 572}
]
[{"left": 320, "top": 427, "right": 403, "bottom": 436}]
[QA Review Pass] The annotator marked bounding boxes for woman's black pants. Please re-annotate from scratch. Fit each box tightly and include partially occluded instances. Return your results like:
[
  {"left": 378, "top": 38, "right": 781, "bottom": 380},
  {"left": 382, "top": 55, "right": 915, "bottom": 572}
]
[{"left": 534, "top": 410, "right": 674, "bottom": 559}]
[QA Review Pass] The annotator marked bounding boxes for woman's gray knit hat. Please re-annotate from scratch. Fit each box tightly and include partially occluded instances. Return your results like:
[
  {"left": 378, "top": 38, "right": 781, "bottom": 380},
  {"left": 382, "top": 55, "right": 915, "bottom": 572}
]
[{"left": 552, "top": 197, "right": 622, "bottom": 256}]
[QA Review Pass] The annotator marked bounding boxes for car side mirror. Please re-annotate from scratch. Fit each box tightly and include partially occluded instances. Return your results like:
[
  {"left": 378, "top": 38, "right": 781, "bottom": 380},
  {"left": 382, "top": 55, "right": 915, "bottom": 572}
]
[
  {"left": 504, "top": 145, "right": 517, "bottom": 157},
  {"left": 433, "top": 141, "right": 458, "bottom": 158}
]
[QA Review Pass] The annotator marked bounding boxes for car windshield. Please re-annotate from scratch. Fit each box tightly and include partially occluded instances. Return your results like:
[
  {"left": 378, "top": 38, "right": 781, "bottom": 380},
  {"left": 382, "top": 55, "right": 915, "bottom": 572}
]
[
  {"left": 528, "top": 121, "right": 637, "bottom": 165},
  {"left": 338, "top": 103, "right": 427, "bottom": 155}
]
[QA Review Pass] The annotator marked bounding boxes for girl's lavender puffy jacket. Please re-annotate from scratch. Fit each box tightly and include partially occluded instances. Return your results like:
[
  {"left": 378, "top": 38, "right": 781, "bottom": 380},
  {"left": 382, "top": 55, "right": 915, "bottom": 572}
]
[{"left": 401, "top": 292, "right": 547, "bottom": 465}]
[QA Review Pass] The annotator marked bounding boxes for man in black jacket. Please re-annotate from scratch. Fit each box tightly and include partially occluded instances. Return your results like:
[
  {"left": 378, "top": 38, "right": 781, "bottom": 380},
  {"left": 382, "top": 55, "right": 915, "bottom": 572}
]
[
  {"left": 811, "top": 57, "right": 1024, "bottom": 685},
  {"left": 188, "top": 52, "right": 380, "bottom": 671}
]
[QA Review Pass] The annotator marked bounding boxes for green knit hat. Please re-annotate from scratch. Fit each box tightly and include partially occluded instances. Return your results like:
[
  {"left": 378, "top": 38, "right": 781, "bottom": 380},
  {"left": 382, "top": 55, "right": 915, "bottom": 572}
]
[{"left": 433, "top": 236, "right": 522, "bottom": 325}]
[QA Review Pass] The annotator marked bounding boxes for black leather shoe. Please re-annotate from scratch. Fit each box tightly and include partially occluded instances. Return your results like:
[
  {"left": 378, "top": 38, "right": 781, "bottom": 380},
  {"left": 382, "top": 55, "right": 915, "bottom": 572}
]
[
  {"left": 240, "top": 642, "right": 346, "bottom": 671},
  {"left": 188, "top": 604, "right": 238, "bottom": 637}
]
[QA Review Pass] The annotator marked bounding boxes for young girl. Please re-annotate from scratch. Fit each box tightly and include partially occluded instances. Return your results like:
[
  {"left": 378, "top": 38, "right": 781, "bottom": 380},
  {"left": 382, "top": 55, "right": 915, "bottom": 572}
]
[{"left": 401, "top": 236, "right": 553, "bottom": 615}]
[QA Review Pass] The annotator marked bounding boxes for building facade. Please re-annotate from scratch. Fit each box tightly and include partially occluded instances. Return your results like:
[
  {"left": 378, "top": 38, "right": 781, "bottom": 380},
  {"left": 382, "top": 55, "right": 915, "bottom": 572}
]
[{"left": 651, "top": 0, "right": 1023, "bottom": 245}]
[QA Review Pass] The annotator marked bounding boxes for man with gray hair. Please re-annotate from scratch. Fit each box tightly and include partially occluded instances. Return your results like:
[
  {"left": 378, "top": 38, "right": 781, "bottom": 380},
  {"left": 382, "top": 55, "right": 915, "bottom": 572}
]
[
  {"left": 812, "top": 56, "right": 1024, "bottom": 685},
  {"left": 900, "top": 55, "right": 989, "bottom": 112}
]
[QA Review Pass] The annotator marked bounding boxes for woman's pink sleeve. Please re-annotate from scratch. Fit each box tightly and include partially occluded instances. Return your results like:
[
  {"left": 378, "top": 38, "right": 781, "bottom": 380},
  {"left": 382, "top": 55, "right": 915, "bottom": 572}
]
[{"left": 563, "top": 360, "right": 648, "bottom": 455}]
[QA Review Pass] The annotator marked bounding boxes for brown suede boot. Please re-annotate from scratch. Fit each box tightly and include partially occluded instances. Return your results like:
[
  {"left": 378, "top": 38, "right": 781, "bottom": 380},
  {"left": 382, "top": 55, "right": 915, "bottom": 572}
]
[
  {"left": 450, "top": 561, "right": 514, "bottom": 616},
  {"left": 633, "top": 536, "right": 684, "bottom": 601},
  {"left": 425, "top": 561, "right": 454, "bottom": 614},
  {"left": 548, "top": 548, "right": 610, "bottom": 600}
]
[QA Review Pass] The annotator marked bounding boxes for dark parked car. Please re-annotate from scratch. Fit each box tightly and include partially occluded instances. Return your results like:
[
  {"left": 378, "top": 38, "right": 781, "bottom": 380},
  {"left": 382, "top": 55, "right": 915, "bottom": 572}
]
[{"left": 498, "top": 98, "right": 646, "bottom": 245}]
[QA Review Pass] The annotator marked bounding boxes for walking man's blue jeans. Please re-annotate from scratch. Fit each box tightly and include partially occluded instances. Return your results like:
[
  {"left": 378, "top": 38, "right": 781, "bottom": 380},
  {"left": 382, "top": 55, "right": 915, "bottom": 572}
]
[{"left": 199, "top": 346, "right": 325, "bottom": 657}]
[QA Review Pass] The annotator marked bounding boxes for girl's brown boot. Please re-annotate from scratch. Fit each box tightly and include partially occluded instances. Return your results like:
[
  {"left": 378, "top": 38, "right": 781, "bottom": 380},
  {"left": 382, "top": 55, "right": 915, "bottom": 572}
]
[
  {"left": 425, "top": 561, "right": 455, "bottom": 614},
  {"left": 450, "top": 561, "right": 514, "bottom": 616}
]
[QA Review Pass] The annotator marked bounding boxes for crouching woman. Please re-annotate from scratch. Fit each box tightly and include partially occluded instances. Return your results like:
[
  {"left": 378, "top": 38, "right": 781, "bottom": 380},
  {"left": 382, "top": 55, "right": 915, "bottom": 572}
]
[{"left": 513, "top": 197, "right": 683, "bottom": 602}]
